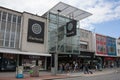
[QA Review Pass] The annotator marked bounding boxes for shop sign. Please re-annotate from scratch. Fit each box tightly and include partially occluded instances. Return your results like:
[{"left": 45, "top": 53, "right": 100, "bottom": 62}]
[
  {"left": 96, "top": 34, "right": 107, "bottom": 55},
  {"left": 66, "top": 20, "right": 77, "bottom": 37},
  {"left": 27, "top": 19, "right": 45, "bottom": 43},
  {"left": 106, "top": 37, "right": 116, "bottom": 56}
]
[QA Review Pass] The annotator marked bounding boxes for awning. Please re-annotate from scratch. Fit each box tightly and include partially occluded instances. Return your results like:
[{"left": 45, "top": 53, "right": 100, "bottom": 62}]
[
  {"left": 80, "top": 41, "right": 88, "bottom": 45},
  {"left": 43, "top": 2, "right": 92, "bottom": 21},
  {"left": 0, "top": 48, "right": 51, "bottom": 56}
]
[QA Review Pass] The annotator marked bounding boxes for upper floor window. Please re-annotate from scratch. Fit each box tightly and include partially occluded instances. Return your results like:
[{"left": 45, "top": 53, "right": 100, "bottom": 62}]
[
  {"left": 13, "top": 15, "right": 17, "bottom": 23},
  {"left": 118, "top": 42, "right": 120, "bottom": 45},
  {"left": 118, "top": 49, "right": 120, "bottom": 53},
  {"left": 17, "top": 16, "right": 21, "bottom": 24},
  {"left": 80, "top": 44, "right": 88, "bottom": 49},
  {"left": 2, "top": 12, "right": 7, "bottom": 21},
  {"left": 8, "top": 13, "right": 12, "bottom": 22},
  {"left": 0, "top": 11, "right": 1, "bottom": 21},
  {"left": 85, "top": 33, "right": 88, "bottom": 38}
]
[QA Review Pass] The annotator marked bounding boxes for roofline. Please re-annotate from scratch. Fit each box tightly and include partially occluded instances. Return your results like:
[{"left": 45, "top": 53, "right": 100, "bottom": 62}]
[
  {"left": 0, "top": 6, "right": 46, "bottom": 19},
  {"left": 96, "top": 33, "right": 116, "bottom": 39},
  {"left": 79, "top": 28, "right": 92, "bottom": 33},
  {"left": 0, "top": 6, "right": 22, "bottom": 14},
  {"left": 23, "top": 11, "right": 43, "bottom": 18},
  {"left": 42, "top": 2, "right": 92, "bottom": 21}
]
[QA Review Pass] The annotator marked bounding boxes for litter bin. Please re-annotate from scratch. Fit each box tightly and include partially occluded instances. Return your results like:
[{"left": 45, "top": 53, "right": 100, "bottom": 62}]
[{"left": 16, "top": 66, "right": 24, "bottom": 78}]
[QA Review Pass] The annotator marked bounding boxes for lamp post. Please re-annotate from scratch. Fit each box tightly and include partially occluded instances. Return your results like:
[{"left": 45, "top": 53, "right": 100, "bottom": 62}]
[{"left": 51, "top": 9, "right": 61, "bottom": 75}]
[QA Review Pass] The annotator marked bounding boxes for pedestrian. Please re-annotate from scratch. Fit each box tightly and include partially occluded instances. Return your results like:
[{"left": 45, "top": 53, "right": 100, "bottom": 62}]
[
  {"left": 83, "top": 63, "right": 93, "bottom": 74},
  {"left": 59, "top": 63, "right": 63, "bottom": 73}
]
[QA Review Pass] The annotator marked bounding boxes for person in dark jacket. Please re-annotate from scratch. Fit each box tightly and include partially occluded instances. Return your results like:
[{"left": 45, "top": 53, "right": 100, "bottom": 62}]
[{"left": 83, "top": 63, "right": 93, "bottom": 74}]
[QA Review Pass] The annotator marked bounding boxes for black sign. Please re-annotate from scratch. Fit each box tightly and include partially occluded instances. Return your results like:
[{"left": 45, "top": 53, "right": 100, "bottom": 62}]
[
  {"left": 66, "top": 20, "right": 77, "bottom": 37},
  {"left": 27, "top": 19, "right": 44, "bottom": 43}
]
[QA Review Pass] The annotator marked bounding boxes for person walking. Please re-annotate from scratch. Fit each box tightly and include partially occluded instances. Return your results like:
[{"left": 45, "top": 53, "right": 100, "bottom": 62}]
[{"left": 83, "top": 63, "right": 93, "bottom": 74}]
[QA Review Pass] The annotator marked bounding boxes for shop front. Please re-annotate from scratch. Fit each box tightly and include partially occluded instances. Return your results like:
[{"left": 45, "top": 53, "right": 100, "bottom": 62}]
[
  {"left": 79, "top": 51, "right": 94, "bottom": 62},
  {"left": 22, "top": 55, "right": 47, "bottom": 71},
  {"left": 103, "top": 57, "right": 116, "bottom": 68},
  {"left": 0, "top": 53, "right": 17, "bottom": 71},
  {"left": 0, "top": 48, "right": 51, "bottom": 72}
]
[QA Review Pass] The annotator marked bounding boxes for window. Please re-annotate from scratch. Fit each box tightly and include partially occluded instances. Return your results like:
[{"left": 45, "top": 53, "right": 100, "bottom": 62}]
[
  {"left": 1, "top": 21, "right": 6, "bottom": 31},
  {"left": 118, "top": 49, "right": 120, "bottom": 54},
  {"left": 8, "top": 13, "right": 12, "bottom": 22},
  {"left": 85, "top": 33, "right": 88, "bottom": 38},
  {"left": 96, "top": 36, "right": 99, "bottom": 41},
  {"left": 81, "top": 32, "right": 84, "bottom": 37},
  {"left": 13, "top": 15, "right": 17, "bottom": 23},
  {"left": 80, "top": 44, "right": 88, "bottom": 49},
  {"left": 17, "top": 16, "right": 21, "bottom": 24},
  {"left": 5, "top": 40, "right": 9, "bottom": 47},
  {"left": 0, "top": 31, "right": 4, "bottom": 40},
  {"left": 118, "top": 42, "right": 120, "bottom": 45},
  {"left": 10, "top": 41, "right": 14, "bottom": 48},
  {"left": 0, "top": 40, "right": 3, "bottom": 46},
  {"left": 0, "top": 11, "right": 21, "bottom": 49},
  {"left": 12, "top": 23, "right": 16, "bottom": 32},
  {"left": 2, "top": 12, "right": 7, "bottom": 21},
  {"left": 11, "top": 32, "right": 15, "bottom": 41},
  {"left": 0, "top": 11, "right": 1, "bottom": 21},
  {"left": 6, "top": 22, "right": 11, "bottom": 33}
]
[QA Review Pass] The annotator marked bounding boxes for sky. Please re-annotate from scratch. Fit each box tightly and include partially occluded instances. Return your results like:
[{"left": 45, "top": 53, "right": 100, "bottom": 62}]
[{"left": 0, "top": 0, "right": 120, "bottom": 38}]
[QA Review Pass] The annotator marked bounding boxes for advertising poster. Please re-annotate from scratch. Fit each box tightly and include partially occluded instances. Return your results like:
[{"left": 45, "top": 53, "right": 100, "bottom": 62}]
[
  {"left": 96, "top": 34, "right": 107, "bottom": 55},
  {"left": 106, "top": 37, "right": 116, "bottom": 56}
]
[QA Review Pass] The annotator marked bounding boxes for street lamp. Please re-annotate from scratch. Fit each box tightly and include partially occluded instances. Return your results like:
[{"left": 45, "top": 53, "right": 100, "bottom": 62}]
[{"left": 51, "top": 9, "right": 61, "bottom": 75}]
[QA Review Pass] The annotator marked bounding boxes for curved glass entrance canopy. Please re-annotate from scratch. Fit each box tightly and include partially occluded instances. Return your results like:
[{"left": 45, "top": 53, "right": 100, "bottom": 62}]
[{"left": 43, "top": 2, "right": 92, "bottom": 21}]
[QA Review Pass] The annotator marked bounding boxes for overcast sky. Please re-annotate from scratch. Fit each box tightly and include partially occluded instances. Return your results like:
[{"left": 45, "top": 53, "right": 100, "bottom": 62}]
[{"left": 0, "top": 0, "right": 120, "bottom": 38}]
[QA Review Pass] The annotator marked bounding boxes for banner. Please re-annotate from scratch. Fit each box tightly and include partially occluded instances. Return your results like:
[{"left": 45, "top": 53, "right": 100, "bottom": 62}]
[
  {"left": 96, "top": 34, "right": 107, "bottom": 55},
  {"left": 106, "top": 37, "right": 116, "bottom": 56},
  {"left": 27, "top": 19, "right": 44, "bottom": 43},
  {"left": 66, "top": 20, "right": 77, "bottom": 37}
]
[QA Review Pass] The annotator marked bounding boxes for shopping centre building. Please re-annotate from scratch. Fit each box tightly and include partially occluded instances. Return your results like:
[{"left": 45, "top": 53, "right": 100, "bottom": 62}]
[{"left": 0, "top": 2, "right": 92, "bottom": 71}]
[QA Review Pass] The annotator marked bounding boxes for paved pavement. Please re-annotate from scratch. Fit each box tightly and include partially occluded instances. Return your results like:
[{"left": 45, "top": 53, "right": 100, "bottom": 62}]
[{"left": 0, "top": 68, "right": 119, "bottom": 80}]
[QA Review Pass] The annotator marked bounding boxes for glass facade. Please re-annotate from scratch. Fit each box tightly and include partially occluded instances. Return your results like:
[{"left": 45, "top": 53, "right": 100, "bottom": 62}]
[
  {"left": 0, "top": 10, "right": 21, "bottom": 49},
  {"left": 48, "top": 12, "right": 80, "bottom": 54}
]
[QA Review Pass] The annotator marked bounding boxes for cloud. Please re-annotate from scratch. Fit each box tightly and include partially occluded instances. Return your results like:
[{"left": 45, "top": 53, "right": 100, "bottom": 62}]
[
  {"left": 80, "top": 0, "right": 120, "bottom": 30},
  {"left": 0, "top": 0, "right": 120, "bottom": 31}
]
